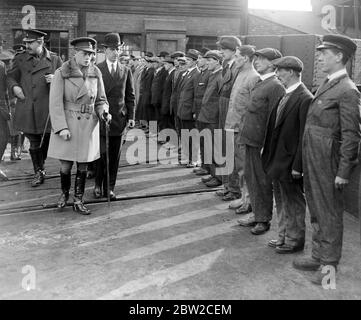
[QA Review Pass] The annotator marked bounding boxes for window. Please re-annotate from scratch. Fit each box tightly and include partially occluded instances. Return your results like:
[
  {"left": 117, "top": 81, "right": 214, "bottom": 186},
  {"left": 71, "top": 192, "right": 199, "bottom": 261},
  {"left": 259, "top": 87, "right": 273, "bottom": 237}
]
[
  {"left": 87, "top": 32, "right": 142, "bottom": 55},
  {"left": 186, "top": 36, "right": 218, "bottom": 51},
  {"left": 13, "top": 29, "right": 69, "bottom": 61}
]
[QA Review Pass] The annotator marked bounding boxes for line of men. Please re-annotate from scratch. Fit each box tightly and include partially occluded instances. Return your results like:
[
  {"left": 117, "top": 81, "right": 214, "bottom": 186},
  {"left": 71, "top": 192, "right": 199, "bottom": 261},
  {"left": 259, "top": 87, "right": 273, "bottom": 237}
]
[{"left": 132, "top": 34, "right": 361, "bottom": 286}]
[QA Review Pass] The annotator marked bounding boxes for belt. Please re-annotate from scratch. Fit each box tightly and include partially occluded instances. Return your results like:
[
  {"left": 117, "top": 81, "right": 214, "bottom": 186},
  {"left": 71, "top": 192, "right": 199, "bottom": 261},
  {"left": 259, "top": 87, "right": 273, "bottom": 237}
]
[{"left": 64, "top": 102, "right": 94, "bottom": 114}]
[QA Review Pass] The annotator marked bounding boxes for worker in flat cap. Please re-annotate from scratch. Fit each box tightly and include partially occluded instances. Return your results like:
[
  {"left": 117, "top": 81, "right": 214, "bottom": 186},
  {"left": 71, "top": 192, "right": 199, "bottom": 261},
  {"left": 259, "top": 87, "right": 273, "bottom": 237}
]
[
  {"left": 160, "top": 57, "right": 176, "bottom": 133},
  {"left": 13, "top": 44, "right": 26, "bottom": 55},
  {"left": 93, "top": 33, "right": 135, "bottom": 201},
  {"left": 169, "top": 56, "right": 188, "bottom": 161},
  {"left": 207, "top": 36, "right": 242, "bottom": 191},
  {"left": 222, "top": 45, "right": 260, "bottom": 215},
  {"left": 136, "top": 51, "right": 156, "bottom": 132},
  {"left": 47, "top": 36, "right": 110, "bottom": 215},
  {"left": 238, "top": 47, "right": 285, "bottom": 235},
  {"left": 7, "top": 29, "right": 63, "bottom": 187},
  {"left": 261, "top": 56, "right": 313, "bottom": 254},
  {"left": 196, "top": 50, "right": 223, "bottom": 186},
  {"left": 293, "top": 35, "right": 361, "bottom": 285},
  {"left": 151, "top": 52, "right": 169, "bottom": 137},
  {"left": 177, "top": 49, "right": 201, "bottom": 167}
]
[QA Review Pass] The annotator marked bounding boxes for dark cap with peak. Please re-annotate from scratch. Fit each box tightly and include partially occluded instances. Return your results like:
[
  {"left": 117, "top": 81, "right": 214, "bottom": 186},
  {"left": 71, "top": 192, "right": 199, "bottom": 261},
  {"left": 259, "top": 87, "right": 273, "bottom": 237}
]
[
  {"left": 216, "top": 36, "right": 242, "bottom": 51},
  {"left": 23, "top": 29, "right": 47, "bottom": 42},
  {"left": 186, "top": 49, "right": 201, "bottom": 60},
  {"left": 170, "top": 51, "right": 185, "bottom": 59},
  {"left": 70, "top": 37, "right": 97, "bottom": 53},
  {"left": 317, "top": 34, "right": 357, "bottom": 57},
  {"left": 273, "top": 56, "right": 304, "bottom": 72}
]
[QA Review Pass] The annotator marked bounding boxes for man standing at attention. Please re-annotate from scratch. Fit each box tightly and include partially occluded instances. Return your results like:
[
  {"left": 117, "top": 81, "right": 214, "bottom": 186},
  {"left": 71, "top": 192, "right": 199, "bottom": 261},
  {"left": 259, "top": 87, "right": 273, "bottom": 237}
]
[{"left": 293, "top": 35, "right": 361, "bottom": 285}]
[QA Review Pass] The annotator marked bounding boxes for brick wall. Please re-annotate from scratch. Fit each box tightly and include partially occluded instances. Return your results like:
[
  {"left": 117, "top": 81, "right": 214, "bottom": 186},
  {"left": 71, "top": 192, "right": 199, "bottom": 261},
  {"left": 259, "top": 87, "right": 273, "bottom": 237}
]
[
  {"left": 248, "top": 14, "right": 304, "bottom": 35},
  {"left": 0, "top": 8, "right": 78, "bottom": 50}
]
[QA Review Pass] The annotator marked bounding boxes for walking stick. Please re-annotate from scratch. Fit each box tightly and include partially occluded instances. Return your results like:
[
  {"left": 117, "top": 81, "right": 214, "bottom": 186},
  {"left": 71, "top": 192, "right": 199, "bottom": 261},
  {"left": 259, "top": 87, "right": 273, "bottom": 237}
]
[
  {"left": 39, "top": 113, "right": 50, "bottom": 149},
  {"left": 105, "top": 121, "right": 111, "bottom": 209}
]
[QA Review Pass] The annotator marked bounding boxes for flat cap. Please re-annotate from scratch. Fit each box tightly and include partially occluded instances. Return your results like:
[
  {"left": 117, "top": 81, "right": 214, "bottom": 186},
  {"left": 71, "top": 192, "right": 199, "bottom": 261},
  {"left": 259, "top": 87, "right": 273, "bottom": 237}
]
[
  {"left": 317, "top": 34, "right": 357, "bottom": 57},
  {"left": 177, "top": 57, "right": 187, "bottom": 65},
  {"left": 186, "top": 49, "right": 201, "bottom": 60},
  {"left": 71, "top": 37, "right": 97, "bottom": 53},
  {"left": 216, "top": 36, "right": 242, "bottom": 51},
  {"left": 204, "top": 50, "right": 223, "bottom": 63},
  {"left": 23, "top": 29, "right": 47, "bottom": 42},
  {"left": 199, "top": 47, "right": 211, "bottom": 57},
  {"left": 254, "top": 48, "right": 282, "bottom": 61},
  {"left": 170, "top": 51, "right": 185, "bottom": 59},
  {"left": 273, "top": 56, "right": 304, "bottom": 72},
  {"left": 157, "top": 51, "right": 169, "bottom": 58},
  {"left": 239, "top": 45, "right": 256, "bottom": 57}
]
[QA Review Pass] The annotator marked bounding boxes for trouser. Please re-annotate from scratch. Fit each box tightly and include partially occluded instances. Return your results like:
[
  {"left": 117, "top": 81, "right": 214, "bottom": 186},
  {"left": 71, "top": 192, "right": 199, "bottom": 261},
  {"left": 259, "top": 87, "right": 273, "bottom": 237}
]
[
  {"left": 245, "top": 145, "right": 273, "bottom": 223},
  {"left": 218, "top": 96, "right": 230, "bottom": 186},
  {"left": 196, "top": 121, "right": 217, "bottom": 173},
  {"left": 227, "top": 132, "right": 246, "bottom": 198},
  {"left": 25, "top": 133, "right": 50, "bottom": 162},
  {"left": 95, "top": 135, "right": 122, "bottom": 192},
  {"left": 180, "top": 119, "right": 197, "bottom": 163},
  {"left": 273, "top": 179, "right": 306, "bottom": 246},
  {"left": 303, "top": 125, "right": 345, "bottom": 266},
  {"left": 174, "top": 115, "right": 182, "bottom": 161},
  {"left": 160, "top": 114, "right": 175, "bottom": 132},
  {"left": 60, "top": 160, "right": 87, "bottom": 174},
  {"left": 0, "top": 116, "right": 9, "bottom": 160}
]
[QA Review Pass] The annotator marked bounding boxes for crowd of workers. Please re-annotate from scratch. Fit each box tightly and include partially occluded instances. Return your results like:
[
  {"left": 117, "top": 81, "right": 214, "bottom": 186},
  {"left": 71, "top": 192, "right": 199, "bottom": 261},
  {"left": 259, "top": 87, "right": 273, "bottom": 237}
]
[{"left": 0, "top": 28, "right": 360, "bottom": 286}]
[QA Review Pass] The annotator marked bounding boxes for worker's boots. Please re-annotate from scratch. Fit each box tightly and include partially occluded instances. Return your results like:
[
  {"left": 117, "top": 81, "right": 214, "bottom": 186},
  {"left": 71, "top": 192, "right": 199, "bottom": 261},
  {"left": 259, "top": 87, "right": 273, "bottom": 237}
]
[
  {"left": 73, "top": 170, "right": 91, "bottom": 215},
  {"left": 29, "top": 148, "right": 46, "bottom": 187},
  {"left": 57, "top": 171, "right": 71, "bottom": 209}
]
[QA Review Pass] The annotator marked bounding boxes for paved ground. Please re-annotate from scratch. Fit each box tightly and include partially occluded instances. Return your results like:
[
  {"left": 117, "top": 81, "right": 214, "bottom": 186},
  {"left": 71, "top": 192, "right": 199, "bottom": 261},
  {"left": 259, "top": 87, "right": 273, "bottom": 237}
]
[{"left": 0, "top": 134, "right": 360, "bottom": 300}]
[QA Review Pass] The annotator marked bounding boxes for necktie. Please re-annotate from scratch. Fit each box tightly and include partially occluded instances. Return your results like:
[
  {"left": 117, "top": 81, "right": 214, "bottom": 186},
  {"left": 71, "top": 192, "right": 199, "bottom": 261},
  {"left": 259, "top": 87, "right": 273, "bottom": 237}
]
[
  {"left": 275, "top": 93, "right": 291, "bottom": 126},
  {"left": 111, "top": 64, "right": 116, "bottom": 77}
]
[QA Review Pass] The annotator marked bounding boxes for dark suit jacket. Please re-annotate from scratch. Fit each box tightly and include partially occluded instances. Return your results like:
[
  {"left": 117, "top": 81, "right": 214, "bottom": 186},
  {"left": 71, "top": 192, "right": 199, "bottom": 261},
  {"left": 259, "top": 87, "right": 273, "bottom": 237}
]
[
  {"left": 98, "top": 61, "right": 135, "bottom": 136},
  {"left": 0, "top": 61, "right": 10, "bottom": 121},
  {"left": 219, "top": 61, "right": 241, "bottom": 98},
  {"left": 305, "top": 74, "right": 361, "bottom": 179},
  {"left": 161, "top": 68, "right": 175, "bottom": 115},
  {"left": 170, "top": 70, "right": 185, "bottom": 116},
  {"left": 262, "top": 83, "right": 313, "bottom": 181},
  {"left": 151, "top": 67, "right": 168, "bottom": 108},
  {"left": 239, "top": 75, "right": 285, "bottom": 148},
  {"left": 136, "top": 67, "right": 155, "bottom": 120},
  {"left": 177, "top": 67, "right": 200, "bottom": 120},
  {"left": 193, "top": 69, "right": 210, "bottom": 117}
]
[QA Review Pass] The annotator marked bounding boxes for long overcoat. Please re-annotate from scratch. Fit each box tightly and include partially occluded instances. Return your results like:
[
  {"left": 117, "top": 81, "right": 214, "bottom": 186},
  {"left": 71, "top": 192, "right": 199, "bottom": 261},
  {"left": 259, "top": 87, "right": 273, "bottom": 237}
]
[
  {"left": 47, "top": 58, "right": 108, "bottom": 163},
  {"left": 7, "top": 48, "right": 63, "bottom": 134},
  {"left": 97, "top": 60, "right": 135, "bottom": 137}
]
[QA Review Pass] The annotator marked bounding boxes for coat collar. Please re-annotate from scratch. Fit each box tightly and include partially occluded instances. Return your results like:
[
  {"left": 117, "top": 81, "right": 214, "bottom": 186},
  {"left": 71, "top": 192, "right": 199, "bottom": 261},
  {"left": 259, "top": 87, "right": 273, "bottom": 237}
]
[
  {"left": 313, "top": 74, "right": 348, "bottom": 100},
  {"left": 274, "top": 83, "right": 306, "bottom": 128}
]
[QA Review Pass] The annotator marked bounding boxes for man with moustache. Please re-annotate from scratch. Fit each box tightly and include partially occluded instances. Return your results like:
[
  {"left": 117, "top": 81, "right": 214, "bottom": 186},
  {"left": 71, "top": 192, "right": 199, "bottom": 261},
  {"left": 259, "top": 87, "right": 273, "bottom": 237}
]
[
  {"left": 238, "top": 48, "right": 285, "bottom": 235},
  {"left": 7, "top": 29, "right": 63, "bottom": 187},
  {"left": 94, "top": 33, "right": 135, "bottom": 200}
]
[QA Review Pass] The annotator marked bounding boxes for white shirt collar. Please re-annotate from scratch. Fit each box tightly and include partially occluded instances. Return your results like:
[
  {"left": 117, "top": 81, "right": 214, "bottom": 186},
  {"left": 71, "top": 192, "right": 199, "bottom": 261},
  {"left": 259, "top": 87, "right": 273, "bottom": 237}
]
[
  {"left": 260, "top": 72, "right": 275, "bottom": 81},
  {"left": 285, "top": 81, "right": 302, "bottom": 94},
  {"left": 328, "top": 68, "right": 348, "bottom": 82},
  {"left": 169, "top": 67, "right": 175, "bottom": 74},
  {"left": 188, "top": 66, "right": 197, "bottom": 73},
  {"left": 106, "top": 59, "right": 117, "bottom": 72},
  {"left": 212, "top": 67, "right": 222, "bottom": 74}
]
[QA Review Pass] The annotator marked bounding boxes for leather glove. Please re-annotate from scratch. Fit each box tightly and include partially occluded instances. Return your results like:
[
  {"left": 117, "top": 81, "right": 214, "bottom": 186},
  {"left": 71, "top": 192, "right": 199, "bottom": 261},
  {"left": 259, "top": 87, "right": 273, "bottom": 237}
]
[{"left": 59, "top": 129, "right": 71, "bottom": 141}]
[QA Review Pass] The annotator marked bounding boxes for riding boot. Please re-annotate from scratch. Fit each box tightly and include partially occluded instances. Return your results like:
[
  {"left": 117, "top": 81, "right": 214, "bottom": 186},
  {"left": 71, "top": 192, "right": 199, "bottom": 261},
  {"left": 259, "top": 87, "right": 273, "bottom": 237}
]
[
  {"left": 57, "top": 171, "right": 71, "bottom": 209},
  {"left": 10, "top": 136, "right": 21, "bottom": 161},
  {"left": 29, "top": 148, "right": 45, "bottom": 187},
  {"left": 73, "top": 170, "right": 91, "bottom": 215}
]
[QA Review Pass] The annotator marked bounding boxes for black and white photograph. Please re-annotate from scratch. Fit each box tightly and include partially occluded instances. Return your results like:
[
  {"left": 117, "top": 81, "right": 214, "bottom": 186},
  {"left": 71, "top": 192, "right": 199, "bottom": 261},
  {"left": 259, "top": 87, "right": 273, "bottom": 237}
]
[{"left": 0, "top": 0, "right": 360, "bottom": 304}]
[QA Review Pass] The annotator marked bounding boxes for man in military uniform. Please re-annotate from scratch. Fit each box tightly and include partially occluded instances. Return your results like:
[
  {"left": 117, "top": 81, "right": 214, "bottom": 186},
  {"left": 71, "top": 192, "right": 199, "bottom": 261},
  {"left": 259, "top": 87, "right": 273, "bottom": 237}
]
[
  {"left": 7, "top": 29, "right": 63, "bottom": 187},
  {"left": 293, "top": 35, "right": 361, "bottom": 285}
]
